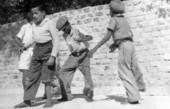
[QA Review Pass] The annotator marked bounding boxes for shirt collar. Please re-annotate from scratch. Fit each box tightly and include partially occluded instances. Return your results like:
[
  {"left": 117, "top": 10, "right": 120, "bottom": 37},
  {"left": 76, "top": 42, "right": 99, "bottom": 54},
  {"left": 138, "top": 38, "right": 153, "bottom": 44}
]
[{"left": 36, "top": 17, "right": 50, "bottom": 27}]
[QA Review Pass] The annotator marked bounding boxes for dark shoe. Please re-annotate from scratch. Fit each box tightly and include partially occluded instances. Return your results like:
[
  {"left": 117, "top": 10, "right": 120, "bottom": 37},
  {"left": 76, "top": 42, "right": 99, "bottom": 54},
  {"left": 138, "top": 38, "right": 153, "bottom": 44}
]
[
  {"left": 14, "top": 100, "right": 31, "bottom": 108},
  {"left": 58, "top": 97, "right": 72, "bottom": 101},
  {"left": 128, "top": 101, "right": 139, "bottom": 104},
  {"left": 83, "top": 88, "right": 93, "bottom": 98},
  {"left": 87, "top": 90, "right": 93, "bottom": 99},
  {"left": 86, "top": 97, "right": 94, "bottom": 102},
  {"left": 43, "top": 102, "right": 53, "bottom": 108},
  {"left": 139, "top": 88, "right": 146, "bottom": 92},
  {"left": 42, "top": 94, "right": 47, "bottom": 99}
]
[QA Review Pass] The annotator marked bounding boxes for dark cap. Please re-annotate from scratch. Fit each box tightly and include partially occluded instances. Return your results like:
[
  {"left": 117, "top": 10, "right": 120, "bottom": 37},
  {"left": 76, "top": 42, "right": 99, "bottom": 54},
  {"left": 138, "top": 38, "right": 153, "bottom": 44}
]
[
  {"left": 109, "top": 0, "right": 125, "bottom": 13},
  {"left": 56, "top": 16, "right": 68, "bottom": 30}
]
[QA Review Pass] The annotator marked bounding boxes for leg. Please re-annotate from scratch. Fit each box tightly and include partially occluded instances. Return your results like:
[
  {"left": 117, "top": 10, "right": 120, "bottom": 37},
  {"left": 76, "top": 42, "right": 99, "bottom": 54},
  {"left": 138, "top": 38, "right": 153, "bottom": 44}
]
[
  {"left": 78, "top": 56, "right": 94, "bottom": 99},
  {"left": 15, "top": 57, "right": 42, "bottom": 108},
  {"left": 118, "top": 41, "right": 141, "bottom": 103},
  {"left": 24, "top": 59, "right": 42, "bottom": 101},
  {"left": 131, "top": 51, "right": 146, "bottom": 91},
  {"left": 59, "top": 55, "right": 78, "bottom": 101},
  {"left": 43, "top": 82, "right": 53, "bottom": 107}
]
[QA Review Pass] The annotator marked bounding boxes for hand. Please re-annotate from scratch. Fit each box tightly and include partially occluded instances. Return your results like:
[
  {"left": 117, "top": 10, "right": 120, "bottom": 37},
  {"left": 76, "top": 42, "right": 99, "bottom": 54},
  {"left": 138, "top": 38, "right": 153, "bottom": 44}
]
[
  {"left": 87, "top": 48, "right": 97, "bottom": 58},
  {"left": 109, "top": 43, "right": 117, "bottom": 53},
  {"left": 47, "top": 56, "right": 55, "bottom": 66},
  {"left": 19, "top": 46, "right": 26, "bottom": 53}
]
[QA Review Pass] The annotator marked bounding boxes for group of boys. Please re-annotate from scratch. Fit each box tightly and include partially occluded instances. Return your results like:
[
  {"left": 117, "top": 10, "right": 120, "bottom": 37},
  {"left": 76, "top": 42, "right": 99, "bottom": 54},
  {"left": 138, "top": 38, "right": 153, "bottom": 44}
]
[{"left": 14, "top": 0, "right": 146, "bottom": 108}]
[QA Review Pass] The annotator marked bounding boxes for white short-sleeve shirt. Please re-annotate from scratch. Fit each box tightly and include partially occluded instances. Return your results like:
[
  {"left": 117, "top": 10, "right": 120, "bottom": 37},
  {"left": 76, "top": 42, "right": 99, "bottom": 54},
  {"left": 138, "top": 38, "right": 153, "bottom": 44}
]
[{"left": 16, "top": 23, "right": 34, "bottom": 47}]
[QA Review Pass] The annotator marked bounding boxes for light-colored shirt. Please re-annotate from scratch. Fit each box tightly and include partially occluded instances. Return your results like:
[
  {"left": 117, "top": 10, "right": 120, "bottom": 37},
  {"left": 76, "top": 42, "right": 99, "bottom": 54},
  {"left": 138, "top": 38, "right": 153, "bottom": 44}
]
[
  {"left": 64, "top": 27, "right": 89, "bottom": 52},
  {"left": 108, "top": 17, "right": 133, "bottom": 41},
  {"left": 16, "top": 23, "right": 34, "bottom": 47},
  {"left": 32, "top": 18, "right": 60, "bottom": 57}
]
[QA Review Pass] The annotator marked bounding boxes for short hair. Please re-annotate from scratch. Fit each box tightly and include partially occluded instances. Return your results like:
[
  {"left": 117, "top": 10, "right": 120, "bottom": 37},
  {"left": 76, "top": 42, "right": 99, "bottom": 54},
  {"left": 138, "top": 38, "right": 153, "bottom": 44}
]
[
  {"left": 26, "top": 12, "right": 33, "bottom": 22},
  {"left": 31, "top": 2, "right": 46, "bottom": 13}
]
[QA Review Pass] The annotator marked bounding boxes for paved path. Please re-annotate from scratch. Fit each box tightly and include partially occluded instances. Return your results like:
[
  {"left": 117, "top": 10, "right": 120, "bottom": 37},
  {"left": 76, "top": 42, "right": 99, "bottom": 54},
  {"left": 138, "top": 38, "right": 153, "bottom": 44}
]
[{"left": 0, "top": 87, "right": 170, "bottom": 109}]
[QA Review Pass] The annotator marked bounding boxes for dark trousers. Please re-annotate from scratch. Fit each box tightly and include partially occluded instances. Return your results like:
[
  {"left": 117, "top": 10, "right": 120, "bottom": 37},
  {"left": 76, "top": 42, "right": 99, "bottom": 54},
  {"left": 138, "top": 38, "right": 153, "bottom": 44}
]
[
  {"left": 59, "top": 49, "right": 93, "bottom": 99},
  {"left": 24, "top": 41, "right": 55, "bottom": 101}
]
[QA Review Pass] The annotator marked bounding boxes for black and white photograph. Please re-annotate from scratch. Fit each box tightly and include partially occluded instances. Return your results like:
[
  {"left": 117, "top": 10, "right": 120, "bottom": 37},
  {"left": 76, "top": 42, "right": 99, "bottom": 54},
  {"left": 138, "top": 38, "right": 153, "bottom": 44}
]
[{"left": 0, "top": 0, "right": 170, "bottom": 109}]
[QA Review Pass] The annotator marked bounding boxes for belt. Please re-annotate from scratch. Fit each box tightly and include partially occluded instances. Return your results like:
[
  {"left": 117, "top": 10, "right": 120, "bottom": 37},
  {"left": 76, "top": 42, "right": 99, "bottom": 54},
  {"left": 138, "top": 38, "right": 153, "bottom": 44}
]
[
  {"left": 115, "top": 37, "right": 133, "bottom": 47},
  {"left": 36, "top": 40, "right": 52, "bottom": 46},
  {"left": 71, "top": 48, "right": 88, "bottom": 57}
]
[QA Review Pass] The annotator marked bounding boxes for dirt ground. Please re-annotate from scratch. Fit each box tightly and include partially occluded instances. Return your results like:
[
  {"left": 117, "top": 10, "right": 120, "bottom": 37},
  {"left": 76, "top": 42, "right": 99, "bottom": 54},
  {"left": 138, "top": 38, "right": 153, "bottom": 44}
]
[{"left": 0, "top": 86, "right": 170, "bottom": 109}]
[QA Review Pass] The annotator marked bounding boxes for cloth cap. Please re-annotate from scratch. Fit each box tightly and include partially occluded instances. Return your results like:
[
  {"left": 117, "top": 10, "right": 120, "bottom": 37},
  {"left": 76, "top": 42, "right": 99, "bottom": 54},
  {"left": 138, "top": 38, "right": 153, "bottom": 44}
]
[
  {"left": 109, "top": 0, "right": 125, "bottom": 13},
  {"left": 56, "top": 16, "right": 68, "bottom": 30}
]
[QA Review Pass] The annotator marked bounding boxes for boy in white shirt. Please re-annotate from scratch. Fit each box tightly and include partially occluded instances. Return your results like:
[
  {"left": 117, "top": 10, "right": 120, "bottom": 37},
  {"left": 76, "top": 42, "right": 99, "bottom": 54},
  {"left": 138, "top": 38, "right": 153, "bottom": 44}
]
[{"left": 15, "top": 12, "right": 34, "bottom": 90}]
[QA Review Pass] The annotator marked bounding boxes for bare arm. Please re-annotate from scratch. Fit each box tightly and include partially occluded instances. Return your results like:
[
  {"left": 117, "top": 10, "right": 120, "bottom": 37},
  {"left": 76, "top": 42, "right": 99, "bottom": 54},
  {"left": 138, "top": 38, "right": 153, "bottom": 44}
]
[
  {"left": 75, "top": 35, "right": 93, "bottom": 42},
  {"left": 93, "top": 30, "right": 112, "bottom": 52},
  {"left": 14, "top": 37, "right": 23, "bottom": 47}
]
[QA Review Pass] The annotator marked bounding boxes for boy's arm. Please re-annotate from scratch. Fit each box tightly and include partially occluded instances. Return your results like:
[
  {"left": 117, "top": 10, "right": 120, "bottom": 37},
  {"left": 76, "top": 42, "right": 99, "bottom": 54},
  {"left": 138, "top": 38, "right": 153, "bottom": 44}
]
[
  {"left": 15, "top": 25, "right": 25, "bottom": 47},
  {"left": 88, "top": 18, "right": 116, "bottom": 57},
  {"left": 14, "top": 37, "right": 24, "bottom": 47},
  {"left": 48, "top": 20, "right": 60, "bottom": 58},
  {"left": 89, "top": 30, "right": 112, "bottom": 53}
]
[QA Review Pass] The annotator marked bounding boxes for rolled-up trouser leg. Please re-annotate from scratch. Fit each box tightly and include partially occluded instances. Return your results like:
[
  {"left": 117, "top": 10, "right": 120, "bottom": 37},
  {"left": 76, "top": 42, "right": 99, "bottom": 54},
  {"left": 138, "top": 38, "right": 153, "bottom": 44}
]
[
  {"left": 131, "top": 51, "right": 145, "bottom": 90},
  {"left": 118, "top": 41, "right": 141, "bottom": 102},
  {"left": 24, "top": 59, "right": 42, "bottom": 101}
]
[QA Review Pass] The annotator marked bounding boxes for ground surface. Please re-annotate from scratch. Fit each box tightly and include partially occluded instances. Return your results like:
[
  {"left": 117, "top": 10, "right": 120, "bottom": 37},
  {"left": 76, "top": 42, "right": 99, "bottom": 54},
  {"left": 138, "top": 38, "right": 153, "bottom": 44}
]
[{"left": 0, "top": 86, "right": 170, "bottom": 109}]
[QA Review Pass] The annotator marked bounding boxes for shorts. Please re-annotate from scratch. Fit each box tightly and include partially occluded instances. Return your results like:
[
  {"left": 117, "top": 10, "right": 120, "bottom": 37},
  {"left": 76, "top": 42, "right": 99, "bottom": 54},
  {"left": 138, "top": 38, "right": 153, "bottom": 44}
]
[{"left": 18, "top": 47, "right": 33, "bottom": 70}]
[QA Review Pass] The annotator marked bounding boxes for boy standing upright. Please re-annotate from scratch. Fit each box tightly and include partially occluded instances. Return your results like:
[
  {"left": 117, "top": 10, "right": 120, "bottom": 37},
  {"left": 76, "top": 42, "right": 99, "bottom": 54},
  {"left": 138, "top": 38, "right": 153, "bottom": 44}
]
[
  {"left": 88, "top": 0, "right": 145, "bottom": 104},
  {"left": 15, "top": 3, "right": 60, "bottom": 108},
  {"left": 56, "top": 16, "right": 94, "bottom": 101},
  {"left": 15, "top": 12, "right": 34, "bottom": 91}
]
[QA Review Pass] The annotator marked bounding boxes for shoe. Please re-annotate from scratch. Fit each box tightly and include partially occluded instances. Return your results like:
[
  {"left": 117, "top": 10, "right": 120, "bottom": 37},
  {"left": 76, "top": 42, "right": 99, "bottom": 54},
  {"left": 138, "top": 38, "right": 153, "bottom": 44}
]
[
  {"left": 139, "top": 88, "right": 146, "bottom": 92},
  {"left": 83, "top": 88, "right": 93, "bottom": 98},
  {"left": 43, "top": 102, "right": 53, "bottom": 108},
  {"left": 58, "top": 97, "right": 72, "bottom": 101},
  {"left": 14, "top": 100, "right": 31, "bottom": 108},
  {"left": 42, "top": 94, "right": 47, "bottom": 99},
  {"left": 128, "top": 101, "right": 139, "bottom": 104}
]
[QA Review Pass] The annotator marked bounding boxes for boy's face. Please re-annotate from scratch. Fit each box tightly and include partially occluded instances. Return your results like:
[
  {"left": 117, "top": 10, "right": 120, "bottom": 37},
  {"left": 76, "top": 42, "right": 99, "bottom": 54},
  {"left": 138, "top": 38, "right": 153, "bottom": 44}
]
[
  {"left": 61, "top": 23, "right": 71, "bottom": 34},
  {"left": 31, "top": 7, "right": 45, "bottom": 25}
]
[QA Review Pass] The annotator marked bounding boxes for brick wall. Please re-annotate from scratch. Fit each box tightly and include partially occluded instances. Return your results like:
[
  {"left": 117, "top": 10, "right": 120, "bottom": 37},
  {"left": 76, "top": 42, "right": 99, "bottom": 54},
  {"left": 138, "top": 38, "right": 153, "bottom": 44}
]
[{"left": 0, "top": 0, "right": 170, "bottom": 95}]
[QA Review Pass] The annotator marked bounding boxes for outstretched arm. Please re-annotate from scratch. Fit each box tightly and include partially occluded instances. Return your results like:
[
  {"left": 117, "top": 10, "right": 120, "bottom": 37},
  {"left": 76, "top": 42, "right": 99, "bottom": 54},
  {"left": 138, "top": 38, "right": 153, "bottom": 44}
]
[
  {"left": 88, "top": 30, "right": 112, "bottom": 57},
  {"left": 74, "top": 35, "right": 93, "bottom": 42}
]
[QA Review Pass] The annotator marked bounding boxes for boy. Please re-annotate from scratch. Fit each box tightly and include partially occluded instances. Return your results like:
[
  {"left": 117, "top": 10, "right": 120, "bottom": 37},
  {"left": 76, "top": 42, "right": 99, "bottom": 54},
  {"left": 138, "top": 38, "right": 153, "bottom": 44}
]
[
  {"left": 15, "top": 12, "right": 34, "bottom": 91},
  {"left": 88, "top": 0, "right": 146, "bottom": 104},
  {"left": 15, "top": 3, "right": 60, "bottom": 108},
  {"left": 56, "top": 16, "right": 94, "bottom": 101}
]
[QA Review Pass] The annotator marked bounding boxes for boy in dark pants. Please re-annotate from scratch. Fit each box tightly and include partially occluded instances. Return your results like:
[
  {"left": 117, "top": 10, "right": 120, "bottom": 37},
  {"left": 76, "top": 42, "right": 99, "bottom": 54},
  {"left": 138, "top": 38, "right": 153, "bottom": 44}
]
[
  {"left": 56, "top": 16, "right": 94, "bottom": 102},
  {"left": 88, "top": 0, "right": 145, "bottom": 104},
  {"left": 14, "top": 3, "right": 60, "bottom": 108}
]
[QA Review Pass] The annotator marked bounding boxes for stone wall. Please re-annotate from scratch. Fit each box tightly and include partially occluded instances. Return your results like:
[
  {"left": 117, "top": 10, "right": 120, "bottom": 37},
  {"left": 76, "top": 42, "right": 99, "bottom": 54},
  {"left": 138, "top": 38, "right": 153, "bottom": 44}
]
[{"left": 0, "top": 0, "right": 170, "bottom": 95}]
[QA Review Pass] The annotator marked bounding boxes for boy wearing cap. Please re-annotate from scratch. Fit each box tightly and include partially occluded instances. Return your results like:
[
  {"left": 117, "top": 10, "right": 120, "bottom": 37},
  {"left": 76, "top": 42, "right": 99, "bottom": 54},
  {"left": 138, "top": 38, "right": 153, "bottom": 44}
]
[
  {"left": 88, "top": 0, "right": 145, "bottom": 104},
  {"left": 15, "top": 12, "right": 34, "bottom": 91},
  {"left": 15, "top": 3, "right": 60, "bottom": 108},
  {"left": 56, "top": 16, "right": 94, "bottom": 101}
]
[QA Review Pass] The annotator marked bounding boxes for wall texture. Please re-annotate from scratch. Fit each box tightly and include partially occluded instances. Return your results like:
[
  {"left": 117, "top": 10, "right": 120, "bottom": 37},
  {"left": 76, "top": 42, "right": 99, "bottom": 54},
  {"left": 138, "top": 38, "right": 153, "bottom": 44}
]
[{"left": 0, "top": 0, "right": 170, "bottom": 95}]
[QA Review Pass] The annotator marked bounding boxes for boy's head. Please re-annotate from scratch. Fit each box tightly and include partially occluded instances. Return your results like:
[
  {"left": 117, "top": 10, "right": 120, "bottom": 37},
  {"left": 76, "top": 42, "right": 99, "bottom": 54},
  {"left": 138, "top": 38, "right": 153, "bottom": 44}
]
[
  {"left": 109, "top": 0, "right": 125, "bottom": 16},
  {"left": 26, "top": 12, "right": 33, "bottom": 23},
  {"left": 31, "top": 3, "right": 46, "bottom": 25},
  {"left": 56, "top": 16, "right": 71, "bottom": 34}
]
